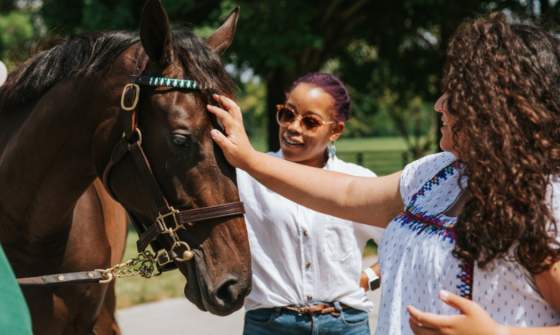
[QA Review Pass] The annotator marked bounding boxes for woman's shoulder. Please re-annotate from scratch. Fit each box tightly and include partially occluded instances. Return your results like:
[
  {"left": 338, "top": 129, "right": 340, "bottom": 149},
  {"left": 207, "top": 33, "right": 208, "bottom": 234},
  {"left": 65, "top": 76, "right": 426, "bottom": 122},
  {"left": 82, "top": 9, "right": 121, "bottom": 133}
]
[{"left": 400, "top": 151, "right": 458, "bottom": 205}]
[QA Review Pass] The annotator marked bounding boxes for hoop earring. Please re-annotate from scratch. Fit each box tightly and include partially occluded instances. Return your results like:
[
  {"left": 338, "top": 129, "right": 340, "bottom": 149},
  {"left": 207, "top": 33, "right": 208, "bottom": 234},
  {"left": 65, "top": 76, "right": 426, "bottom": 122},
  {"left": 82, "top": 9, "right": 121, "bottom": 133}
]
[{"left": 328, "top": 141, "right": 336, "bottom": 159}]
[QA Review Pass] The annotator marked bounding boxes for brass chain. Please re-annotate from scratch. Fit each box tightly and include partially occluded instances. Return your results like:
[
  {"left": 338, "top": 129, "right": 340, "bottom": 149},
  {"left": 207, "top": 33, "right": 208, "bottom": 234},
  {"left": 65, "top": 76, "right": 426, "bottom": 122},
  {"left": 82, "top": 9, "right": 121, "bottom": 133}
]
[{"left": 98, "top": 250, "right": 161, "bottom": 283}]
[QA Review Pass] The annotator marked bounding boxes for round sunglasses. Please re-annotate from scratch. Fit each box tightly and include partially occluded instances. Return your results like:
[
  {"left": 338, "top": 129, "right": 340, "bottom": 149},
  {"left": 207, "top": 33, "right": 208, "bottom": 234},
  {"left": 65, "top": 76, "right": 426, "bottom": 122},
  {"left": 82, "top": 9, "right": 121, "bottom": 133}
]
[{"left": 275, "top": 104, "right": 335, "bottom": 132}]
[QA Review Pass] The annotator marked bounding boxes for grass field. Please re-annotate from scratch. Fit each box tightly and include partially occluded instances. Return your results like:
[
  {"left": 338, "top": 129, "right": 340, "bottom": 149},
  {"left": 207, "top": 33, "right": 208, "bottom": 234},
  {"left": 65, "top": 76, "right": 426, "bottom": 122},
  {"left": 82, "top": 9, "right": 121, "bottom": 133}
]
[
  {"left": 116, "top": 136, "right": 405, "bottom": 308},
  {"left": 253, "top": 136, "right": 409, "bottom": 176}
]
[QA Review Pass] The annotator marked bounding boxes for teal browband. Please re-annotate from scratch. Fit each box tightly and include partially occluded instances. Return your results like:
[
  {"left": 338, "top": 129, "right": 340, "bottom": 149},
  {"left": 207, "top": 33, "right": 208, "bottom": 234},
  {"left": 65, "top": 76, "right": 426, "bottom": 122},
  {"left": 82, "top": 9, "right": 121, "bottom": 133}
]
[{"left": 135, "top": 75, "right": 202, "bottom": 90}]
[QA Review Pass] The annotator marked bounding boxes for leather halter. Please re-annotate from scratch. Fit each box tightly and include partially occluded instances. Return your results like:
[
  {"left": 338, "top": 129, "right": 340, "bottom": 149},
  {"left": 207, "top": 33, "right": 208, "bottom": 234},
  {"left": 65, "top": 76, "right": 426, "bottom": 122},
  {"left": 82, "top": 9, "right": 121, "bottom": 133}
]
[
  {"left": 16, "top": 73, "right": 246, "bottom": 286},
  {"left": 101, "top": 76, "right": 245, "bottom": 272}
]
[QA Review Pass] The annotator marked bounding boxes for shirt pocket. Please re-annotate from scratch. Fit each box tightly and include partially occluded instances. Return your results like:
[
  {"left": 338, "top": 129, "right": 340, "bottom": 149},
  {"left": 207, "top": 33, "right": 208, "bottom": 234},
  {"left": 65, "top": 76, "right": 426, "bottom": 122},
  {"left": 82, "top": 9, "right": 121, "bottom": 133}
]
[{"left": 323, "top": 224, "right": 358, "bottom": 262}]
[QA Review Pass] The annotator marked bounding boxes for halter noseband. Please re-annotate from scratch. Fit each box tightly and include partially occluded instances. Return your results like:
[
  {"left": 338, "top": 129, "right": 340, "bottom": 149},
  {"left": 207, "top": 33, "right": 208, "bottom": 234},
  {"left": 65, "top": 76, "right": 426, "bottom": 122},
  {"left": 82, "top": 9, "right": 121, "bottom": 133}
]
[{"left": 102, "top": 75, "right": 245, "bottom": 272}]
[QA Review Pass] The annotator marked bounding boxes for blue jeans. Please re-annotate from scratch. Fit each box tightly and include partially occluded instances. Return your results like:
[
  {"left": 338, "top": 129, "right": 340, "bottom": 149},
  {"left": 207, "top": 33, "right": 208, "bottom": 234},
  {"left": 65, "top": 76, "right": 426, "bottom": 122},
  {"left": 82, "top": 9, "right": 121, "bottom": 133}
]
[{"left": 243, "top": 304, "right": 370, "bottom": 335}]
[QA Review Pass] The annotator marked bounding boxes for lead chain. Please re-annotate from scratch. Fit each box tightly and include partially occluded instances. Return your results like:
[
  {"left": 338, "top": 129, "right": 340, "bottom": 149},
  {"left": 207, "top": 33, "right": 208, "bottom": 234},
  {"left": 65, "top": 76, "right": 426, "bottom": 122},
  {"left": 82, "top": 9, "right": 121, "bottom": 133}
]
[{"left": 98, "top": 250, "right": 161, "bottom": 283}]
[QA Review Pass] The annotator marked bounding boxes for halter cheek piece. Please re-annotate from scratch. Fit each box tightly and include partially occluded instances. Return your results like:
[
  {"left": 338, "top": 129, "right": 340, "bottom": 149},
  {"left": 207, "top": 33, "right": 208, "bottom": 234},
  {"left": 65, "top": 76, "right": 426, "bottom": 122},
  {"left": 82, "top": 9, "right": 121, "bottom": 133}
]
[{"left": 102, "top": 75, "right": 245, "bottom": 271}]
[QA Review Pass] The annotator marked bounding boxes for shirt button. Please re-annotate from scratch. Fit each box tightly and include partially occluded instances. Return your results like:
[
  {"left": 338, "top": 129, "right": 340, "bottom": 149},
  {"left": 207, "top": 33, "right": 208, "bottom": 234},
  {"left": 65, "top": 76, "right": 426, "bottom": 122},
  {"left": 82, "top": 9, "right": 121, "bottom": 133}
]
[
  {"left": 305, "top": 261, "right": 311, "bottom": 269},
  {"left": 303, "top": 228, "right": 309, "bottom": 237},
  {"left": 306, "top": 295, "right": 312, "bottom": 302}
]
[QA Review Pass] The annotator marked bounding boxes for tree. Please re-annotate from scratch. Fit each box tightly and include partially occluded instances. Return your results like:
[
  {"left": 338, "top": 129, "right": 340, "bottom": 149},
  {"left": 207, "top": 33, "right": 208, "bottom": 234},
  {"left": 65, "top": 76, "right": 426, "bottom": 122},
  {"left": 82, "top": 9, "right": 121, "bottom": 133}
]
[
  {"left": 219, "top": 0, "right": 490, "bottom": 155},
  {"left": 35, "top": 0, "right": 560, "bottom": 158},
  {"left": 223, "top": 0, "right": 558, "bottom": 157}
]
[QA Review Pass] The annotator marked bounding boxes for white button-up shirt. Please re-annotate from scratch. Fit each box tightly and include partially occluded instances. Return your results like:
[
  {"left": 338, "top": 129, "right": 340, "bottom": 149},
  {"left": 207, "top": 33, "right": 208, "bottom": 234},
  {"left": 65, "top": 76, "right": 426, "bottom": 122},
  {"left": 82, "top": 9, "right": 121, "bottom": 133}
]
[{"left": 237, "top": 151, "right": 384, "bottom": 312}]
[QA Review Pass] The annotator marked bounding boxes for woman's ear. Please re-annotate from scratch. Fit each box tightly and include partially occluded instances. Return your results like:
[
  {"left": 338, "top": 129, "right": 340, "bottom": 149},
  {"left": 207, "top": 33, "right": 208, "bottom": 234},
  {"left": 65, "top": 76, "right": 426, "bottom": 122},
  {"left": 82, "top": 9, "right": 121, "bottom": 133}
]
[{"left": 329, "top": 122, "right": 345, "bottom": 142}]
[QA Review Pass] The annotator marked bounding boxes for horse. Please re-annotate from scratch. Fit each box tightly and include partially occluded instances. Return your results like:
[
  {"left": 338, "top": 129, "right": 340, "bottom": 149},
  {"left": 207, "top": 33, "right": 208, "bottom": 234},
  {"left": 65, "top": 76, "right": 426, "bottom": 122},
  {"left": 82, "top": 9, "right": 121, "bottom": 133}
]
[{"left": 0, "top": 1, "right": 251, "bottom": 334}]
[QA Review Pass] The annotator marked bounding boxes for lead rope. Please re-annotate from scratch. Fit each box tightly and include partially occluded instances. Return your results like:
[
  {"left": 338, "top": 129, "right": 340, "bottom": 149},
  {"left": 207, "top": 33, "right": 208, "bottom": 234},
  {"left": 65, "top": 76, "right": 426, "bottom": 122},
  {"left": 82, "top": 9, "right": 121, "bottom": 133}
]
[{"left": 16, "top": 250, "right": 163, "bottom": 286}]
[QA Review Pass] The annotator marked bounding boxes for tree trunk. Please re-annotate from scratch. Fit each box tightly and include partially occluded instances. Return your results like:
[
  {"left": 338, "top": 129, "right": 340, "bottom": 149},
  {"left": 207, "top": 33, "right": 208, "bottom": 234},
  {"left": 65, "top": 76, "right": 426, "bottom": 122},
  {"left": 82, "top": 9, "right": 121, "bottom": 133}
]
[{"left": 265, "top": 69, "right": 291, "bottom": 151}]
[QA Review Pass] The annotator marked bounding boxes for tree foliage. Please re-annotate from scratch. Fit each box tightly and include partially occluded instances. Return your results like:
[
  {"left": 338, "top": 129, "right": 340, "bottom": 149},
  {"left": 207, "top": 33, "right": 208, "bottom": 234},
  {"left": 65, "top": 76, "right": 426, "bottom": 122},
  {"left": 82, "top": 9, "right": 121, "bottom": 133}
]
[{"left": 1, "top": 0, "right": 559, "bottom": 159}]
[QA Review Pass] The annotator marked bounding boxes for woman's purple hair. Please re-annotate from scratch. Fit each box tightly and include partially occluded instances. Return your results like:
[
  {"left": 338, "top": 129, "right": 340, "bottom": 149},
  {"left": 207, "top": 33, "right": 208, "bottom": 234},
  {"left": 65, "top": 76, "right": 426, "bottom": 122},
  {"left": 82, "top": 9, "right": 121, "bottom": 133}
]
[{"left": 287, "top": 72, "right": 351, "bottom": 122}]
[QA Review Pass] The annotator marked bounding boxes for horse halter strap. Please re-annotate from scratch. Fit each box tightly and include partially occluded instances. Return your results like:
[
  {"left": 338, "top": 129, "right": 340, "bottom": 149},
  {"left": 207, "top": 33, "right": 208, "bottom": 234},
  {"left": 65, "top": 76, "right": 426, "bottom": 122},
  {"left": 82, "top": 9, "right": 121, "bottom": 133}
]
[{"left": 103, "top": 75, "right": 245, "bottom": 271}]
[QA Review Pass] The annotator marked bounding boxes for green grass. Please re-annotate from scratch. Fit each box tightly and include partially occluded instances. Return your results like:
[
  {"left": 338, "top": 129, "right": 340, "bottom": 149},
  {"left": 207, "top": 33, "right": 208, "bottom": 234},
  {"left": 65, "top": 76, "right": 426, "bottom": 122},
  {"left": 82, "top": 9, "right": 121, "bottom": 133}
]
[
  {"left": 336, "top": 136, "right": 407, "bottom": 151},
  {"left": 336, "top": 137, "right": 409, "bottom": 175},
  {"left": 251, "top": 134, "right": 407, "bottom": 152},
  {"left": 116, "top": 136, "right": 402, "bottom": 308},
  {"left": 252, "top": 136, "right": 409, "bottom": 176}
]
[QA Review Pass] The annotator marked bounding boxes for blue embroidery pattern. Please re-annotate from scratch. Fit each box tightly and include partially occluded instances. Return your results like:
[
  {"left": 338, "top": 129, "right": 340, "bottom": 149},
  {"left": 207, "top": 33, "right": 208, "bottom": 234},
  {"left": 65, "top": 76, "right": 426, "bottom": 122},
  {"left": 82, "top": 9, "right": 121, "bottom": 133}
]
[{"left": 395, "top": 160, "right": 473, "bottom": 299}]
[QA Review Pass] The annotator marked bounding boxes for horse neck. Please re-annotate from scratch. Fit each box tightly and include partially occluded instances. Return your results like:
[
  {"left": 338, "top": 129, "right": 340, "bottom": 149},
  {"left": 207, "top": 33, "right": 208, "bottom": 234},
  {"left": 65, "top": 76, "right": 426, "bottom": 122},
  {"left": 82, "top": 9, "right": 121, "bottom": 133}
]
[{"left": 0, "top": 70, "right": 132, "bottom": 242}]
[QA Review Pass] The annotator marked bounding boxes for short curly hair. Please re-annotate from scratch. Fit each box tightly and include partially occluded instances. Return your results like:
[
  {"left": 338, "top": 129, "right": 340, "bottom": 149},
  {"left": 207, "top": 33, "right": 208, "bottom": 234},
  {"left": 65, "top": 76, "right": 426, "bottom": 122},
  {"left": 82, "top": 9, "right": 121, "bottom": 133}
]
[{"left": 443, "top": 12, "right": 560, "bottom": 274}]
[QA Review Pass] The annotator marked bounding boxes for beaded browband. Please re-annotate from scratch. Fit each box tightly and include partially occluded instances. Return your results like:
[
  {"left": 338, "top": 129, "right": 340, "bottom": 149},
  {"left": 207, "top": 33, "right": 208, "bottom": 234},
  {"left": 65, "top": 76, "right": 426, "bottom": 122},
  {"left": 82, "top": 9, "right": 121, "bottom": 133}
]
[{"left": 135, "top": 75, "right": 202, "bottom": 90}]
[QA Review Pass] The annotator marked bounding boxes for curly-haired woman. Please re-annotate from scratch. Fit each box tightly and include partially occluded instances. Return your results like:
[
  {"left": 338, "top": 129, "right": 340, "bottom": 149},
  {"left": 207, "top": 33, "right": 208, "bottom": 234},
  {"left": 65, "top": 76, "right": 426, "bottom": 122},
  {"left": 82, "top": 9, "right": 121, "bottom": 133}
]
[{"left": 208, "top": 12, "right": 560, "bottom": 335}]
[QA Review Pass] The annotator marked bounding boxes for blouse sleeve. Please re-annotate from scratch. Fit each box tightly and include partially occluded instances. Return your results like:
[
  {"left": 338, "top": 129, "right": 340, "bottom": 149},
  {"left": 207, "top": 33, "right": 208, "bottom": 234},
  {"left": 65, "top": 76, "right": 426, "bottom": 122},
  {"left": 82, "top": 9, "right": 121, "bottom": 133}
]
[{"left": 399, "top": 152, "right": 457, "bottom": 207}]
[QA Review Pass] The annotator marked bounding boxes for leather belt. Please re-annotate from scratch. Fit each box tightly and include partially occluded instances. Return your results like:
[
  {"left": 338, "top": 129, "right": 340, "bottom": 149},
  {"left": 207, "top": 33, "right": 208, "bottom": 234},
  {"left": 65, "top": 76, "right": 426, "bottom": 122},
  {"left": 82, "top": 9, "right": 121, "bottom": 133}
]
[{"left": 282, "top": 303, "right": 344, "bottom": 316}]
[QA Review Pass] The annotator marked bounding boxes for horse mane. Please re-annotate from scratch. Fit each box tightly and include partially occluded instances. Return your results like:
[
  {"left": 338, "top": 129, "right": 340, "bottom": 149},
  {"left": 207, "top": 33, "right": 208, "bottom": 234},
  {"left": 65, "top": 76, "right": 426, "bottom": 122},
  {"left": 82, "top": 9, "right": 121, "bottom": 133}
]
[
  {"left": 0, "top": 31, "right": 138, "bottom": 110},
  {"left": 0, "top": 28, "right": 235, "bottom": 111}
]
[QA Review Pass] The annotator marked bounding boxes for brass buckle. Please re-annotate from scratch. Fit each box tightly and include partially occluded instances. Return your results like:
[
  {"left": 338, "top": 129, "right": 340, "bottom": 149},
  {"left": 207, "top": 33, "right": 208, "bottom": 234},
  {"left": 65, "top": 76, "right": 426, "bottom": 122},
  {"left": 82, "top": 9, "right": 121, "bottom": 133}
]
[
  {"left": 155, "top": 207, "right": 180, "bottom": 232},
  {"left": 156, "top": 249, "right": 173, "bottom": 267},
  {"left": 171, "top": 241, "right": 194, "bottom": 262},
  {"left": 121, "top": 83, "right": 140, "bottom": 111}
]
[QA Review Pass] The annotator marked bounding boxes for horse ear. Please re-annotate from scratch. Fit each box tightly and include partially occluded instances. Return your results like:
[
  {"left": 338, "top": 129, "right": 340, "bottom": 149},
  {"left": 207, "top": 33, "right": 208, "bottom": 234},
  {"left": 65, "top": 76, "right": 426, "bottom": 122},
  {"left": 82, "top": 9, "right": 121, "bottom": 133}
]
[
  {"left": 207, "top": 7, "right": 239, "bottom": 55},
  {"left": 140, "top": 0, "right": 174, "bottom": 66}
]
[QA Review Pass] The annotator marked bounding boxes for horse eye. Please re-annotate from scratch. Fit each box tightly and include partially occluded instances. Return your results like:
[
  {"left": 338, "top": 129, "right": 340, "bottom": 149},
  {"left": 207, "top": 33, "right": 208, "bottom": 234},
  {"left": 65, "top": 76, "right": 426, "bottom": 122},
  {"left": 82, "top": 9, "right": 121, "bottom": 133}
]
[{"left": 171, "top": 133, "right": 190, "bottom": 147}]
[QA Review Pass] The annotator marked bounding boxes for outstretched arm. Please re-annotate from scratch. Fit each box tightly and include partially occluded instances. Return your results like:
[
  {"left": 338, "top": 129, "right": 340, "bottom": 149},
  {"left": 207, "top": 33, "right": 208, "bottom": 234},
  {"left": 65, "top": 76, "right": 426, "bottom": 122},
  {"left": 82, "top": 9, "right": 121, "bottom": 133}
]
[{"left": 207, "top": 94, "right": 403, "bottom": 228}]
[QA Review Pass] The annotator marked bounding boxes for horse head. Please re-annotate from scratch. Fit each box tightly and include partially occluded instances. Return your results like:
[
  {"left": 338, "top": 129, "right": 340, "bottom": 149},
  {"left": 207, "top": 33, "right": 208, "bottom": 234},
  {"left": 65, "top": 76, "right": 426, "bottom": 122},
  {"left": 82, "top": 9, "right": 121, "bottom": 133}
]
[{"left": 96, "top": 0, "right": 250, "bottom": 315}]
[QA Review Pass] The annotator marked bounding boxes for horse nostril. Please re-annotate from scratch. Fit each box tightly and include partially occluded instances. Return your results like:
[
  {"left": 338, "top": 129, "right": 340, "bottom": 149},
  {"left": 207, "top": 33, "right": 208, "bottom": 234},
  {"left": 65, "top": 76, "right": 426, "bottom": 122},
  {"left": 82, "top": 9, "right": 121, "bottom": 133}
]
[{"left": 215, "top": 278, "right": 240, "bottom": 305}]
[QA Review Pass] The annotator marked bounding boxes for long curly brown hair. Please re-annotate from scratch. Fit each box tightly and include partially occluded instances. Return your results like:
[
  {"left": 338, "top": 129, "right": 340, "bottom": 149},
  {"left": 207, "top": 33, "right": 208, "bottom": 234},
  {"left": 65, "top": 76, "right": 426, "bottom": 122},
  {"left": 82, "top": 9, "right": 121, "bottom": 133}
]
[{"left": 443, "top": 12, "right": 560, "bottom": 274}]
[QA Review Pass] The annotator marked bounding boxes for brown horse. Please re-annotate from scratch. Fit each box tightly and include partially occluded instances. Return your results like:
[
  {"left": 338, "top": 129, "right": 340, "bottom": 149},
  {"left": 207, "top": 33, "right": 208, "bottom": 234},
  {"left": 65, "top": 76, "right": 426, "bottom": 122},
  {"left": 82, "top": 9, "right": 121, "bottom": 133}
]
[{"left": 0, "top": 1, "right": 251, "bottom": 334}]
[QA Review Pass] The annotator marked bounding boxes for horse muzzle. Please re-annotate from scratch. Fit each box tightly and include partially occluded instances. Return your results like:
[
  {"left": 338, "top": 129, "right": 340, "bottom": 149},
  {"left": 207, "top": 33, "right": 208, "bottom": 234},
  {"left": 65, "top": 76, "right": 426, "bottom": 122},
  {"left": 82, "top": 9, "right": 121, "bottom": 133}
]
[{"left": 178, "top": 248, "right": 250, "bottom": 316}]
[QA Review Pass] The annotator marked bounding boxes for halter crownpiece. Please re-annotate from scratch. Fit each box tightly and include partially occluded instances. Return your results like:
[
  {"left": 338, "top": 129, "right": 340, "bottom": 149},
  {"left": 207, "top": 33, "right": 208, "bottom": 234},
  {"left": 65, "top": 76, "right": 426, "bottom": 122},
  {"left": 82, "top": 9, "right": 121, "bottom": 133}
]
[{"left": 135, "top": 75, "right": 202, "bottom": 90}]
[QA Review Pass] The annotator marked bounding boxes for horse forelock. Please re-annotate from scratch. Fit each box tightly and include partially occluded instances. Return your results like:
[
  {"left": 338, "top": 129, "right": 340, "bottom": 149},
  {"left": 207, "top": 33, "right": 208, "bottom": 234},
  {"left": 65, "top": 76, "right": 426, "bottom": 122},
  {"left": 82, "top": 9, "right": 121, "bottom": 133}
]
[{"left": 171, "top": 29, "right": 236, "bottom": 99}]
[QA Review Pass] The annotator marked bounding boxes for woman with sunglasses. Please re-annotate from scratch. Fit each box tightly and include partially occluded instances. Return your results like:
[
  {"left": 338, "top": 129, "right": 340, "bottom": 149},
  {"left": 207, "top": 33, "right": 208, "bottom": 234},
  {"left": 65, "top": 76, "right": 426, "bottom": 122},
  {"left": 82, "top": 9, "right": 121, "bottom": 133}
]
[
  {"left": 209, "top": 13, "right": 560, "bottom": 335},
  {"left": 236, "top": 72, "right": 383, "bottom": 335}
]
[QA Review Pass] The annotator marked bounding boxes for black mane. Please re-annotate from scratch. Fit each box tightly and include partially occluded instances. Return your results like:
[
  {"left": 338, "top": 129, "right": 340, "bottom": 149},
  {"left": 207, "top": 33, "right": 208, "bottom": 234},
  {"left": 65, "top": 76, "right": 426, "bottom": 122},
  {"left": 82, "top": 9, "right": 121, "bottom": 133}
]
[{"left": 0, "top": 28, "right": 234, "bottom": 110}]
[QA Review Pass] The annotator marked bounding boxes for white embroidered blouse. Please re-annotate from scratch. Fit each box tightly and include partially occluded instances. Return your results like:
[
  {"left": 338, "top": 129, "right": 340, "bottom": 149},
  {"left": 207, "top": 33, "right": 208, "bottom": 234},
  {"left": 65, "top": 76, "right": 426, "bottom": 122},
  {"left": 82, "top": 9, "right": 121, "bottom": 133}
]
[{"left": 376, "top": 152, "right": 560, "bottom": 334}]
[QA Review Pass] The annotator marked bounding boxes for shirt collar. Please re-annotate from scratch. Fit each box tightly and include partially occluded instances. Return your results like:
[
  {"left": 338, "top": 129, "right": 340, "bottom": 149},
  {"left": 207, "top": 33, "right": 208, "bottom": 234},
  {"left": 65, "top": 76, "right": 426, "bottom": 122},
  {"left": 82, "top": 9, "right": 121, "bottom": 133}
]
[{"left": 274, "top": 150, "right": 337, "bottom": 171}]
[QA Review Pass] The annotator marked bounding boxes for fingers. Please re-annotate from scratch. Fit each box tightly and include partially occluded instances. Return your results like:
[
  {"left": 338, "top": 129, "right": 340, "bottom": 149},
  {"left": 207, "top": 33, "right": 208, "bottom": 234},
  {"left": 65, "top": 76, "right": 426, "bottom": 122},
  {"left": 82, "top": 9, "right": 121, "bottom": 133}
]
[
  {"left": 407, "top": 305, "right": 457, "bottom": 330},
  {"left": 210, "top": 129, "right": 233, "bottom": 149},
  {"left": 212, "top": 94, "right": 242, "bottom": 120},
  {"left": 409, "top": 318, "right": 438, "bottom": 335},
  {"left": 439, "top": 290, "right": 475, "bottom": 315},
  {"left": 207, "top": 104, "right": 235, "bottom": 130}
]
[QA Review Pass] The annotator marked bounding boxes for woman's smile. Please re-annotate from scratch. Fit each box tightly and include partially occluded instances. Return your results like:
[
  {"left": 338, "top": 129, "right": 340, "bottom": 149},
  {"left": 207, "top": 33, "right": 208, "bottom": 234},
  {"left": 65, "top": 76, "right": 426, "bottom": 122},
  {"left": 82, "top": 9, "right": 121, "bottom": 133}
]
[{"left": 281, "top": 132, "right": 304, "bottom": 146}]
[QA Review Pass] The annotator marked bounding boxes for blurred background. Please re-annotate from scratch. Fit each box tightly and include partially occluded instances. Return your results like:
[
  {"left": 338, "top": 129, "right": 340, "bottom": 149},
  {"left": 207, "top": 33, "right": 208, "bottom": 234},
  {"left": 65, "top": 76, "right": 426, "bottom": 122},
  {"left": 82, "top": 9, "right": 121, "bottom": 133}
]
[{"left": 1, "top": 0, "right": 558, "bottom": 309}]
